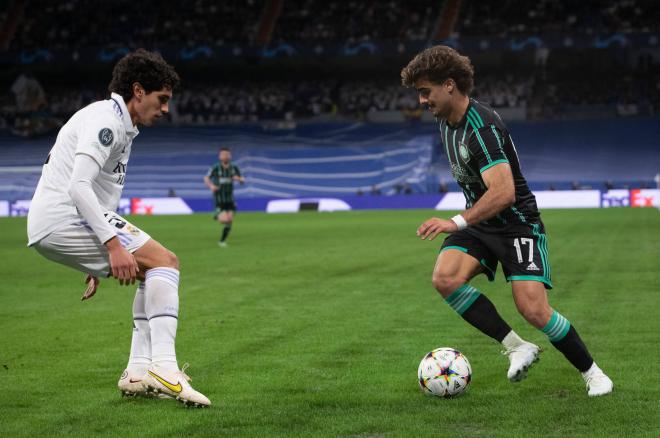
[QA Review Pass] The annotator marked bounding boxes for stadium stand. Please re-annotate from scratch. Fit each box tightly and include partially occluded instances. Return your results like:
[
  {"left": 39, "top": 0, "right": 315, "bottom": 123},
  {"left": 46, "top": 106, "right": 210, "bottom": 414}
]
[
  {"left": 11, "top": 0, "right": 265, "bottom": 50},
  {"left": 459, "top": 0, "right": 660, "bottom": 37},
  {"left": 2, "top": 64, "right": 658, "bottom": 131},
  {"left": 271, "top": 0, "right": 440, "bottom": 43},
  {"left": 1, "top": 0, "right": 658, "bottom": 202},
  {"left": 11, "top": 0, "right": 659, "bottom": 50},
  {"left": 1, "top": 119, "right": 658, "bottom": 201}
]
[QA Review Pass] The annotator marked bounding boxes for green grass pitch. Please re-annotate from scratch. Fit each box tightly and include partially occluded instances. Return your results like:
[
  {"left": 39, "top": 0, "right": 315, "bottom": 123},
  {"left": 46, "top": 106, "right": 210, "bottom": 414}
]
[{"left": 1, "top": 208, "right": 659, "bottom": 437}]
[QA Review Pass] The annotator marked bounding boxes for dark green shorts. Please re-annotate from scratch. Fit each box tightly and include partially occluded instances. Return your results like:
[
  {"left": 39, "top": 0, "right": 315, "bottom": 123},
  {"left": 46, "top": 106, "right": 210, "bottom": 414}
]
[
  {"left": 440, "top": 221, "right": 553, "bottom": 289},
  {"left": 213, "top": 201, "right": 236, "bottom": 219}
]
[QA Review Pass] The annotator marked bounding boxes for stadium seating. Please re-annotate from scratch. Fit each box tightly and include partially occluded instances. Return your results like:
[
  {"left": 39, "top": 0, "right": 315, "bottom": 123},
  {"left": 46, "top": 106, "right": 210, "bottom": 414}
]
[
  {"left": 1, "top": 119, "right": 657, "bottom": 201},
  {"left": 459, "top": 0, "right": 660, "bottom": 37}
]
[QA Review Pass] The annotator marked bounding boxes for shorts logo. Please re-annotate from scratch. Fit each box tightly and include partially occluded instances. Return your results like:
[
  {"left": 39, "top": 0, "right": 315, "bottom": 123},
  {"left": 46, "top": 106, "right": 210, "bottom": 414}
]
[
  {"left": 459, "top": 142, "right": 470, "bottom": 162},
  {"left": 98, "top": 128, "right": 114, "bottom": 147},
  {"left": 526, "top": 261, "right": 540, "bottom": 271}
]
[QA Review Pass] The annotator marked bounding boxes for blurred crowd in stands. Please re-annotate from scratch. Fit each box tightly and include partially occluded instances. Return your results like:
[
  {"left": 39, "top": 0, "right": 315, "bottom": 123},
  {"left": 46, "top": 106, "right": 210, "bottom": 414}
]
[
  {"left": 2, "top": 65, "right": 659, "bottom": 135},
  {"left": 459, "top": 0, "right": 659, "bottom": 36},
  {"left": 12, "top": 0, "right": 264, "bottom": 50},
  {"left": 271, "top": 0, "right": 438, "bottom": 43},
  {"left": 3, "top": 0, "right": 660, "bottom": 135},
  {"left": 12, "top": 0, "right": 437, "bottom": 49},
  {"left": 11, "top": 0, "right": 659, "bottom": 51}
]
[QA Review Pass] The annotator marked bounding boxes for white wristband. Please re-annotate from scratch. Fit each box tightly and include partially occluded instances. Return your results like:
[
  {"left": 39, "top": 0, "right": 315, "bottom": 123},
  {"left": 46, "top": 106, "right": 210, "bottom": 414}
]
[{"left": 451, "top": 214, "right": 468, "bottom": 231}]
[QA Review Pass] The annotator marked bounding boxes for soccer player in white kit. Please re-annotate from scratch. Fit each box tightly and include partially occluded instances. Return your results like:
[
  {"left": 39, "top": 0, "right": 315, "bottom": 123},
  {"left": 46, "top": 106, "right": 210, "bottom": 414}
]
[{"left": 27, "top": 49, "right": 211, "bottom": 407}]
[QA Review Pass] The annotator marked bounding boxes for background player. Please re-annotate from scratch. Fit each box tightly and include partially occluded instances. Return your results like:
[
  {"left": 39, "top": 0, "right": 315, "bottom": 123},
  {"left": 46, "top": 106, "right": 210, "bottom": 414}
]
[
  {"left": 401, "top": 45, "right": 613, "bottom": 396},
  {"left": 26, "top": 49, "right": 211, "bottom": 407},
  {"left": 203, "top": 147, "right": 244, "bottom": 246}
]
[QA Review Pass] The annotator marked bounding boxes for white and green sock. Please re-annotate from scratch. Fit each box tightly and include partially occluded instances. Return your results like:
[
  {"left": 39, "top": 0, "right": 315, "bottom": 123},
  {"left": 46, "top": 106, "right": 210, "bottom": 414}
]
[
  {"left": 540, "top": 310, "right": 594, "bottom": 372},
  {"left": 444, "top": 284, "right": 512, "bottom": 342}
]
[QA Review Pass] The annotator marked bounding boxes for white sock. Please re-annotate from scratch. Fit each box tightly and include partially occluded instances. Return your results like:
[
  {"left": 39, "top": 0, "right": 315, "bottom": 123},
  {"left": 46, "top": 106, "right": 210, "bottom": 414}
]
[
  {"left": 126, "top": 282, "right": 151, "bottom": 374},
  {"left": 501, "top": 330, "right": 526, "bottom": 350},
  {"left": 145, "top": 268, "right": 180, "bottom": 372}
]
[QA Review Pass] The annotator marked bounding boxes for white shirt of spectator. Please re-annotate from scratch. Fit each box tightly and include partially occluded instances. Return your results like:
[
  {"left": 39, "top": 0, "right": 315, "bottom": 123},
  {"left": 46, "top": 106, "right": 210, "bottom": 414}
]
[{"left": 28, "top": 93, "right": 139, "bottom": 245}]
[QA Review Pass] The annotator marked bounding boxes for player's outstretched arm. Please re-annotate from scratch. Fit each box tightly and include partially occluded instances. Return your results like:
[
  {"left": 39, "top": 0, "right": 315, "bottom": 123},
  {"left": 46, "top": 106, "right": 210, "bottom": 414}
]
[
  {"left": 417, "top": 163, "right": 515, "bottom": 241},
  {"left": 203, "top": 175, "right": 219, "bottom": 192},
  {"left": 462, "top": 162, "right": 516, "bottom": 225},
  {"left": 417, "top": 217, "right": 458, "bottom": 240}
]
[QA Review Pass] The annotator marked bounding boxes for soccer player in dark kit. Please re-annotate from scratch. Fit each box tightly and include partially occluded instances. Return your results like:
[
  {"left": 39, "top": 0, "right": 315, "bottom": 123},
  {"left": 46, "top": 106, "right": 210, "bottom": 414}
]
[
  {"left": 204, "top": 147, "right": 244, "bottom": 246},
  {"left": 401, "top": 45, "right": 612, "bottom": 396}
]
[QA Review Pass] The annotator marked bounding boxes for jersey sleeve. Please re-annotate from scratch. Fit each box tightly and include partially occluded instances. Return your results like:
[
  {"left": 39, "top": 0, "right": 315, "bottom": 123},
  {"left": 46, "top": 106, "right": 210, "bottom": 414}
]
[
  {"left": 467, "top": 124, "right": 509, "bottom": 173},
  {"left": 233, "top": 165, "right": 241, "bottom": 177},
  {"left": 75, "top": 117, "right": 119, "bottom": 167},
  {"left": 206, "top": 165, "right": 218, "bottom": 178},
  {"left": 68, "top": 154, "right": 117, "bottom": 244}
]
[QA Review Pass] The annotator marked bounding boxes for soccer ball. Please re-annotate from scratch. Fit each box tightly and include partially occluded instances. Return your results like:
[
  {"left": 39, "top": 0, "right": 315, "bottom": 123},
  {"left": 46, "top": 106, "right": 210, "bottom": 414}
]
[{"left": 418, "top": 347, "right": 472, "bottom": 398}]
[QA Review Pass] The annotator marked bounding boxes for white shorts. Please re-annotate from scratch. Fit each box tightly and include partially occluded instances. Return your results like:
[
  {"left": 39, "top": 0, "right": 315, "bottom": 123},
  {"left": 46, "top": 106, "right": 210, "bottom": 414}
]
[{"left": 32, "top": 212, "right": 151, "bottom": 277}]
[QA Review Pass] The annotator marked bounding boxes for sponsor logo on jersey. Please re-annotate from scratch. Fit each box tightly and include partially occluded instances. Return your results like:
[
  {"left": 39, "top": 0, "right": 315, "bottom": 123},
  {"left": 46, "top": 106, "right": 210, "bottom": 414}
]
[
  {"left": 98, "top": 128, "right": 114, "bottom": 146},
  {"left": 450, "top": 163, "right": 481, "bottom": 184}
]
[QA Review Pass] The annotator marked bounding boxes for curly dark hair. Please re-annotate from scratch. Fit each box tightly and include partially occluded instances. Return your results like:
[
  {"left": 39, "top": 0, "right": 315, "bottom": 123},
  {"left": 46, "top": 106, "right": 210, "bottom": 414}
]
[
  {"left": 108, "top": 49, "right": 180, "bottom": 102},
  {"left": 401, "top": 45, "right": 474, "bottom": 94}
]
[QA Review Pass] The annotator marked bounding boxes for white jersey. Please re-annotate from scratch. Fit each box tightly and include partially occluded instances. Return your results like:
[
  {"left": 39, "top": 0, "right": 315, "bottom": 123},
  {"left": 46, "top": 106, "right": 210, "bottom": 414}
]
[{"left": 27, "top": 93, "right": 139, "bottom": 245}]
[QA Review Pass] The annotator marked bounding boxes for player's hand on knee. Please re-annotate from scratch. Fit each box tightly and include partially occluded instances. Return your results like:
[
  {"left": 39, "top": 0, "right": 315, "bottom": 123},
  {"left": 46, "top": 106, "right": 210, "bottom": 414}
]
[
  {"left": 417, "top": 217, "right": 458, "bottom": 240},
  {"left": 81, "top": 275, "right": 99, "bottom": 301},
  {"left": 105, "top": 237, "right": 140, "bottom": 285}
]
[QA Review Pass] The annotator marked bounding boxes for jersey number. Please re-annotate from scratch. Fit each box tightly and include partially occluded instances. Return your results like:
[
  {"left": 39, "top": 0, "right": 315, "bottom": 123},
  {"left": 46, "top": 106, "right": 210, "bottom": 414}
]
[{"left": 513, "top": 238, "right": 534, "bottom": 263}]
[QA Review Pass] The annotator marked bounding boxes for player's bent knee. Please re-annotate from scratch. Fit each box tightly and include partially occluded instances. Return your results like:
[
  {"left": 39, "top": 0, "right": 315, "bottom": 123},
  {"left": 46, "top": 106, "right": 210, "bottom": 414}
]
[
  {"left": 518, "top": 305, "right": 551, "bottom": 328},
  {"left": 432, "top": 272, "right": 465, "bottom": 298},
  {"left": 163, "top": 249, "right": 179, "bottom": 269},
  {"left": 135, "top": 239, "right": 180, "bottom": 270}
]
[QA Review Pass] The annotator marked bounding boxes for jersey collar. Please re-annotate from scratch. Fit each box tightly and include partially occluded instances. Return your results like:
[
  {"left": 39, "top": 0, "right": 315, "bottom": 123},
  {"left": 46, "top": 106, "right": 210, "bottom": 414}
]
[{"left": 110, "top": 92, "right": 139, "bottom": 137}]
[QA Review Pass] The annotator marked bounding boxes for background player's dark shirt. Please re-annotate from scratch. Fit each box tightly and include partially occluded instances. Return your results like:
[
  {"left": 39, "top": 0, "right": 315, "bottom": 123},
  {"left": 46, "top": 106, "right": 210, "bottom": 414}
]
[
  {"left": 439, "top": 98, "right": 540, "bottom": 230},
  {"left": 206, "top": 162, "right": 241, "bottom": 204}
]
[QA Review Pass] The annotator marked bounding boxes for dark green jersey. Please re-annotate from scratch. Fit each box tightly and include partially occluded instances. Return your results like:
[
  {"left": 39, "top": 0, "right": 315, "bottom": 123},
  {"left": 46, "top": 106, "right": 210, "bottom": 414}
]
[
  {"left": 207, "top": 162, "right": 241, "bottom": 204},
  {"left": 439, "top": 98, "right": 540, "bottom": 230}
]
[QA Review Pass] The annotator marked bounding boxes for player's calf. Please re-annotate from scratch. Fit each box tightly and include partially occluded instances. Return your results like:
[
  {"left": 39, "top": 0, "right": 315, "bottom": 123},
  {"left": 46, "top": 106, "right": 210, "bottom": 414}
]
[
  {"left": 539, "top": 310, "right": 613, "bottom": 396},
  {"left": 219, "top": 221, "right": 232, "bottom": 246}
]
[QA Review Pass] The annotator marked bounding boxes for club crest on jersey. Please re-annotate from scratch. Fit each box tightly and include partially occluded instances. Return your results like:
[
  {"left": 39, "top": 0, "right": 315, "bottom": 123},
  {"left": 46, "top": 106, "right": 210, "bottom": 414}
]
[
  {"left": 98, "top": 128, "right": 114, "bottom": 147},
  {"left": 459, "top": 142, "right": 470, "bottom": 162},
  {"left": 125, "top": 224, "right": 140, "bottom": 236}
]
